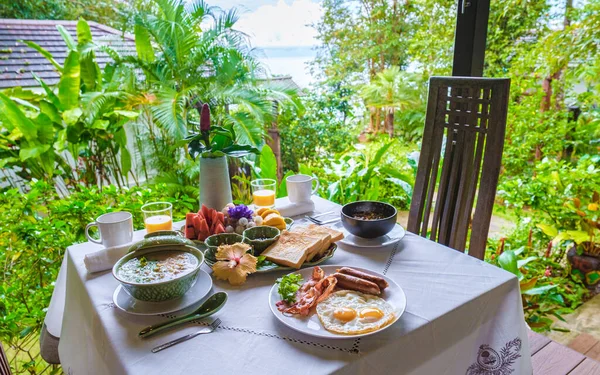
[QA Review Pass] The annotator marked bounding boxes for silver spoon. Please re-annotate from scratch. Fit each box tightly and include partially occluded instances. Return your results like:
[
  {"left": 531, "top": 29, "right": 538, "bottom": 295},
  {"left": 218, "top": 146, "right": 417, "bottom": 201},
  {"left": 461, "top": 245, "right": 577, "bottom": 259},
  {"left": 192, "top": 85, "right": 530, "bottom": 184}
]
[{"left": 139, "top": 292, "right": 227, "bottom": 338}]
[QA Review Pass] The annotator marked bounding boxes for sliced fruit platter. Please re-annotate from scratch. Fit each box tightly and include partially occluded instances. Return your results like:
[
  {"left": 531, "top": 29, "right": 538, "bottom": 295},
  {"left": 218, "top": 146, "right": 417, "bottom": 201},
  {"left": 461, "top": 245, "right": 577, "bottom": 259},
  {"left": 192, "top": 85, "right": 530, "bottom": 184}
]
[{"left": 183, "top": 204, "right": 292, "bottom": 241}]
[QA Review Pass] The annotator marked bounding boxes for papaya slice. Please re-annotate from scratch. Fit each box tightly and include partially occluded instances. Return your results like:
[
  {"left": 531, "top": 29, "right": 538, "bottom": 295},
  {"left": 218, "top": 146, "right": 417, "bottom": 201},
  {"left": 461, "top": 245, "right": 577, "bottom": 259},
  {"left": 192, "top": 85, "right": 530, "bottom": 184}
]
[
  {"left": 260, "top": 209, "right": 280, "bottom": 219},
  {"left": 255, "top": 207, "right": 269, "bottom": 217},
  {"left": 264, "top": 213, "right": 285, "bottom": 227}
]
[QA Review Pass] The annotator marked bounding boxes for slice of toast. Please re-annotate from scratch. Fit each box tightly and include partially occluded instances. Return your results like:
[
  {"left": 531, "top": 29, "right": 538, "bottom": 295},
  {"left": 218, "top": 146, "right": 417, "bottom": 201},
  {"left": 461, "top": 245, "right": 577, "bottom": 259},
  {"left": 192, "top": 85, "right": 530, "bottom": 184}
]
[
  {"left": 308, "top": 224, "right": 344, "bottom": 243},
  {"left": 290, "top": 227, "right": 331, "bottom": 261},
  {"left": 261, "top": 231, "right": 322, "bottom": 268}
]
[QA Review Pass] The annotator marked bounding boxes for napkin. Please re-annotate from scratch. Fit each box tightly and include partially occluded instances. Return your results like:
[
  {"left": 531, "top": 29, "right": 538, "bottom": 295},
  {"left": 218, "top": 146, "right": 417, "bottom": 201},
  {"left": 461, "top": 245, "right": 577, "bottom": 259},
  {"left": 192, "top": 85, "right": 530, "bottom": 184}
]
[
  {"left": 84, "top": 242, "right": 132, "bottom": 273},
  {"left": 276, "top": 197, "right": 315, "bottom": 218}
]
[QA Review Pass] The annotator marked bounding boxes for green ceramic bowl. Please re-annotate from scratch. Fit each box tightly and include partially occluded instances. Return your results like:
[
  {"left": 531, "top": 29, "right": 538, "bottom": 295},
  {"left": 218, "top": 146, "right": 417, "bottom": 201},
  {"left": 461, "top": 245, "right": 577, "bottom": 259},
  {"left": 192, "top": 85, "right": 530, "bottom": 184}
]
[
  {"left": 205, "top": 233, "right": 243, "bottom": 252},
  {"left": 284, "top": 217, "right": 294, "bottom": 230},
  {"left": 112, "top": 235, "right": 204, "bottom": 302},
  {"left": 243, "top": 226, "right": 280, "bottom": 255}
]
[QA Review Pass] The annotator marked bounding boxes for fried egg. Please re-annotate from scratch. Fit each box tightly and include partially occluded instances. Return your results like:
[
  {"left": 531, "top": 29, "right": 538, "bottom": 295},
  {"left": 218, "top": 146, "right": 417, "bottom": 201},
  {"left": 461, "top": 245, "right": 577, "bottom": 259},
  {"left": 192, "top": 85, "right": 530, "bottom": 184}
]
[{"left": 316, "top": 290, "right": 395, "bottom": 335}]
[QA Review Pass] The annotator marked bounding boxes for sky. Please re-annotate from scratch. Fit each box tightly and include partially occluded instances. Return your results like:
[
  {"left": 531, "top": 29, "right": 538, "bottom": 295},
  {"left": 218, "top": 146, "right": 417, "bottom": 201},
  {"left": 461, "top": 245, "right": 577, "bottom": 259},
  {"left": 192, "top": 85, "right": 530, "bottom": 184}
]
[{"left": 212, "top": 0, "right": 323, "bottom": 87}]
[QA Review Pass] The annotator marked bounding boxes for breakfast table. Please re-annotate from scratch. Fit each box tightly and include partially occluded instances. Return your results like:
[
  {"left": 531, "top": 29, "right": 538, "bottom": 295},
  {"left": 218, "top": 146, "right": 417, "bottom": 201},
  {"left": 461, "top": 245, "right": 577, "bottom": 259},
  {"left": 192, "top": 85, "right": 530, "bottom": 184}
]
[{"left": 45, "top": 196, "right": 532, "bottom": 374}]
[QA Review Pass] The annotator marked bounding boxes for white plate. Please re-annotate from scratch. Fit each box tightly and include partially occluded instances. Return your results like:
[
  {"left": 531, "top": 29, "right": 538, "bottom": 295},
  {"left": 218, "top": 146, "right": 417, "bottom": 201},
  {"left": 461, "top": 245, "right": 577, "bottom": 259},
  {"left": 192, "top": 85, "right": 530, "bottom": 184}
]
[
  {"left": 268, "top": 265, "right": 406, "bottom": 339},
  {"left": 331, "top": 222, "right": 406, "bottom": 248},
  {"left": 113, "top": 270, "right": 213, "bottom": 316}
]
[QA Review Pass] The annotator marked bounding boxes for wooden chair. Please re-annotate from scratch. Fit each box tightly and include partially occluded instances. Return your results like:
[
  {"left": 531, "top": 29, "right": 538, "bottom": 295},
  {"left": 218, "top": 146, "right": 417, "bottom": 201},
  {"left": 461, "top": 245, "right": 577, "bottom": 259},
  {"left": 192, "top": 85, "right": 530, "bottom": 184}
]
[
  {"left": 407, "top": 77, "right": 510, "bottom": 260},
  {"left": 0, "top": 342, "right": 11, "bottom": 375}
]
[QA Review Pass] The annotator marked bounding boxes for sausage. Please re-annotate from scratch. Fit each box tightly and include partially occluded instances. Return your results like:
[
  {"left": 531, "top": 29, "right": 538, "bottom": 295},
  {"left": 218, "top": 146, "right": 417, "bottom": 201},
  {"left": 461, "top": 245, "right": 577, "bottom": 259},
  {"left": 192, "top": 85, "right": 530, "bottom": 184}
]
[
  {"left": 337, "top": 267, "right": 389, "bottom": 290},
  {"left": 332, "top": 273, "right": 381, "bottom": 295}
]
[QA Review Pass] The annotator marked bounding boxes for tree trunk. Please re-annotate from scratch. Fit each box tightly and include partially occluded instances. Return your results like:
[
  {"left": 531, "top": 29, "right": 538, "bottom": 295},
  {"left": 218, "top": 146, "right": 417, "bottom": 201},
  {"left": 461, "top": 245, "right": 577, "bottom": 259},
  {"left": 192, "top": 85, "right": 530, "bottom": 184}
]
[
  {"left": 386, "top": 109, "right": 394, "bottom": 138},
  {"left": 266, "top": 101, "right": 283, "bottom": 181}
]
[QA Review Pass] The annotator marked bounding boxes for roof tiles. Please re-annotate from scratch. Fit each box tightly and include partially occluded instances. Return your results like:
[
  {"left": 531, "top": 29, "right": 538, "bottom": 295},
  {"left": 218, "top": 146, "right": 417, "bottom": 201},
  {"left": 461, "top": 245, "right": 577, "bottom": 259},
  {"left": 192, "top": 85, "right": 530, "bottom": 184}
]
[{"left": 0, "top": 19, "right": 135, "bottom": 88}]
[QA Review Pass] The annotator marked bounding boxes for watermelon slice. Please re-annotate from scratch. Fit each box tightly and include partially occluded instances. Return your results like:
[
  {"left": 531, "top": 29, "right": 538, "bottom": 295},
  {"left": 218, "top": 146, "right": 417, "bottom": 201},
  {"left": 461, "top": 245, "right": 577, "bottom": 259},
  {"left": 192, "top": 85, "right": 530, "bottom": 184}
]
[
  {"left": 192, "top": 214, "right": 204, "bottom": 233},
  {"left": 197, "top": 218, "right": 211, "bottom": 241},
  {"left": 185, "top": 213, "right": 197, "bottom": 239},
  {"left": 214, "top": 222, "right": 225, "bottom": 235},
  {"left": 201, "top": 205, "right": 211, "bottom": 222}
]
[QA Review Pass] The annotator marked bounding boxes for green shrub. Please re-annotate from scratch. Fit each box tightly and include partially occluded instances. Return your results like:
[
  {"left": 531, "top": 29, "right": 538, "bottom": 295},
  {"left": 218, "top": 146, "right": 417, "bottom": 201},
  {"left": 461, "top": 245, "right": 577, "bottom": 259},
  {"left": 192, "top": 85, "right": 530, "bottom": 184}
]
[{"left": 0, "top": 181, "right": 197, "bottom": 373}]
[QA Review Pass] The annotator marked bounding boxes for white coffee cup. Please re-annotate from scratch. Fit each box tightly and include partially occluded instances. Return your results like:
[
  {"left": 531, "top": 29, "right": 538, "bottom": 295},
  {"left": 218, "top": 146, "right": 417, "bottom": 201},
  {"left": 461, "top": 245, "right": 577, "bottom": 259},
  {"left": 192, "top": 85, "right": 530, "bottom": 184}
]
[
  {"left": 286, "top": 174, "right": 320, "bottom": 203},
  {"left": 85, "top": 212, "right": 133, "bottom": 248}
]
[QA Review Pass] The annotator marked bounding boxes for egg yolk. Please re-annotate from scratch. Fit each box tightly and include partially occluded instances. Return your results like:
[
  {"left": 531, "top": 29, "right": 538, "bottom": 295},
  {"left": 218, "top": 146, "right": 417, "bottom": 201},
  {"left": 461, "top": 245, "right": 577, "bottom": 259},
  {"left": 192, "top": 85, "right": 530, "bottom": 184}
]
[
  {"left": 333, "top": 308, "right": 357, "bottom": 322},
  {"left": 359, "top": 308, "right": 384, "bottom": 320}
]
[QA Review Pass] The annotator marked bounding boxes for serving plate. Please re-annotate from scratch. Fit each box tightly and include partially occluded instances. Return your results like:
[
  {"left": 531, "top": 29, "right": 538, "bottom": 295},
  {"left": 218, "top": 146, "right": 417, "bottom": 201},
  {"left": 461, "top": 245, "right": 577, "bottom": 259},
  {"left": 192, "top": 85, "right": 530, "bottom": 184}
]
[
  {"left": 112, "top": 269, "right": 213, "bottom": 316},
  {"left": 331, "top": 222, "right": 406, "bottom": 248},
  {"left": 268, "top": 265, "right": 406, "bottom": 339},
  {"left": 202, "top": 242, "right": 338, "bottom": 273},
  {"left": 178, "top": 217, "right": 294, "bottom": 239}
]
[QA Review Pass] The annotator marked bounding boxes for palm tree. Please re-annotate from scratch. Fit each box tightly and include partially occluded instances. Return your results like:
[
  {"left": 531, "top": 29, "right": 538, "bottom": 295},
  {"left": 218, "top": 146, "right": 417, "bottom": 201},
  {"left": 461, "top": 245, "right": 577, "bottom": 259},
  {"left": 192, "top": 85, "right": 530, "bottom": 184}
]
[
  {"left": 124, "top": 0, "right": 299, "bottom": 193},
  {"left": 130, "top": 0, "right": 298, "bottom": 148},
  {"left": 360, "top": 67, "right": 419, "bottom": 137}
]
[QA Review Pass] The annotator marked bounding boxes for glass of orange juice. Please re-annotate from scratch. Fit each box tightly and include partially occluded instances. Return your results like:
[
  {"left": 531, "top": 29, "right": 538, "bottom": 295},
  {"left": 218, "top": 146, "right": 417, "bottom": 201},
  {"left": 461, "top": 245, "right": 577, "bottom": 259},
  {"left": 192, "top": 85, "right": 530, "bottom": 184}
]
[
  {"left": 251, "top": 179, "right": 276, "bottom": 209},
  {"left": 141, "top": 202, "right": 173, "bottom": 233}
]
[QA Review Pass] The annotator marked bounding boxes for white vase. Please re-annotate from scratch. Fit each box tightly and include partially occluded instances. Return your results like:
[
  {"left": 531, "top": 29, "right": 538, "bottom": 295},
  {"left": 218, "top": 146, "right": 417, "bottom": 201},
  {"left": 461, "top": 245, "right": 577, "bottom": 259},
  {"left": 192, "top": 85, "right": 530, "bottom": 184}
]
[{"left": 199, "top": 156, "right": 233, "bottom": 209}]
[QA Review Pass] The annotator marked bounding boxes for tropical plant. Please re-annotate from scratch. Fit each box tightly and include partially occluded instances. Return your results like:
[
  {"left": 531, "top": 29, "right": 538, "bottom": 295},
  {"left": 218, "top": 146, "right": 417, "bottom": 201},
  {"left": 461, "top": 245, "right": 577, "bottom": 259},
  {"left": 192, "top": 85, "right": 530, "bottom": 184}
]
[
  {"left": 0, "top": 19, "right": 139, "bottom": 189},
  {"left": 360, "top": 67, "right": 421, "bottom": 137},
  {"left": 123, "top": 0, "right": 299, "bottom": 193},
  {"left": 302, "top": 140, "right": 416, "bottom": 210},
  {"left": 129, "top": 0, "right": 298, "bottom": 147},
  {"left": 186, "top": 104, "right": 259, "bottom": 159},
  {"left": 487, "top": 222, "right": 589, "bottom": 332},
  {"left": 0, "top": 180, "right": 196, "bottom": 374},
  {"left": 277, "top": 89, "right": 356, "bottom": 172}
]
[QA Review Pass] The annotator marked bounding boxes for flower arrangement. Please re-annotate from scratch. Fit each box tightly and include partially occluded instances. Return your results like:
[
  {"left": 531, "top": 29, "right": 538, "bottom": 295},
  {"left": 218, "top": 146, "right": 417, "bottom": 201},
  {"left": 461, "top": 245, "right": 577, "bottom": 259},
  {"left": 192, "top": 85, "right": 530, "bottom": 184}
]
[{"left": 185, "top": 103, "right": 260, "bottom": 159}]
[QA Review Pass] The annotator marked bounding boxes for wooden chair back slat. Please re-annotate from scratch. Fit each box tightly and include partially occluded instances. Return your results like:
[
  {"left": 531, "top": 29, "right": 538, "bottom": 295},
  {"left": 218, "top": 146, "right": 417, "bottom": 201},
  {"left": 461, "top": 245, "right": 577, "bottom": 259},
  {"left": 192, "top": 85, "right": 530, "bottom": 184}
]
[{"left": 408, "top": 77, "right": 510, "bottom": 259}]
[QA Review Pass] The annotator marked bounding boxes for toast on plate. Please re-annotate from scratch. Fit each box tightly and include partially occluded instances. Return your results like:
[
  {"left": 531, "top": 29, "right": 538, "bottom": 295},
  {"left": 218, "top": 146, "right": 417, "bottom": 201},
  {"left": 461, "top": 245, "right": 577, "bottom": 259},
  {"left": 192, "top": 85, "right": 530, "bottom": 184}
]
[{"left": 261, "top": 231, "right": 322, "bottom": 268}]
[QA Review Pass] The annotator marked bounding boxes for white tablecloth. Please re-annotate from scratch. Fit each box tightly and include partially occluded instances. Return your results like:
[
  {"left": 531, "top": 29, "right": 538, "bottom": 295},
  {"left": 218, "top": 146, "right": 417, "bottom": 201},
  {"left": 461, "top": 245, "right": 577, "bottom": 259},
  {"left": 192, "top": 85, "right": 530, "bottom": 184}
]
[{"left": 45, "top": 197, "right": 532, "bottom": 375}]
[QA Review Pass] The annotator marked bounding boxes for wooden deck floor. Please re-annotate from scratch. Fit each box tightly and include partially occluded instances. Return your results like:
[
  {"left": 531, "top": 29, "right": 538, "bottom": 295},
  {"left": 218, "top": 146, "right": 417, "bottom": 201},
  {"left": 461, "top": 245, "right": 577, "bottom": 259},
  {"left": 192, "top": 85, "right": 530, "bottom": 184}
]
[{"left": 529, "top": 331, "right": 600, "bottom": 374}]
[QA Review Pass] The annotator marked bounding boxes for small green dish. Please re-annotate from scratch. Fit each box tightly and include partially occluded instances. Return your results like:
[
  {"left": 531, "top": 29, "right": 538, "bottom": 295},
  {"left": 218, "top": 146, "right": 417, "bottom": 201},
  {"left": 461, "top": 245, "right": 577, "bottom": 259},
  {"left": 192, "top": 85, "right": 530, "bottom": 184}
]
[
  {"left": 284, "top": 217, "right": 294, "bottom": 230},
  {"left": 204, "top": 233, "right": 243, "bottom": 252},
  {"left": 243, "top": 226, "right": 280, "bottom": 255}
]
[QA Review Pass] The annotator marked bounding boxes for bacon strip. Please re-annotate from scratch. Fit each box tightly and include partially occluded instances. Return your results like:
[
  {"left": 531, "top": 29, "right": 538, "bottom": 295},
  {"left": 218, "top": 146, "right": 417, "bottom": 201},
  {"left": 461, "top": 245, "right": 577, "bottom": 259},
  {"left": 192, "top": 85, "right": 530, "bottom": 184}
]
[{"left": 277, "top": 267, "right": 337, "bottom": 316}]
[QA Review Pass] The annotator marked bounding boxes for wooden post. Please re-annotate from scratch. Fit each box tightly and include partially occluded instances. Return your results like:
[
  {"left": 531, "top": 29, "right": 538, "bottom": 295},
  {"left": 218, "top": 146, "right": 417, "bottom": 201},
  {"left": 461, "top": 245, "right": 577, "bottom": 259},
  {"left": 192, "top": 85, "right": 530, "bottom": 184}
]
[{"left": 452, "top": 0, "right": 490, "bottom": 77}]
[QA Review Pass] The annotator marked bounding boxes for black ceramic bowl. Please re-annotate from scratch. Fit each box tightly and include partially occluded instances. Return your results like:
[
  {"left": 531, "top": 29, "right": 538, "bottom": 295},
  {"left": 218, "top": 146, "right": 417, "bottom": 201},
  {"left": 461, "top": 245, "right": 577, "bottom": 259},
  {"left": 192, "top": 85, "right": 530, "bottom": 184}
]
[{"left": 341, "top": 201, "right": 397, "bottom": 239}]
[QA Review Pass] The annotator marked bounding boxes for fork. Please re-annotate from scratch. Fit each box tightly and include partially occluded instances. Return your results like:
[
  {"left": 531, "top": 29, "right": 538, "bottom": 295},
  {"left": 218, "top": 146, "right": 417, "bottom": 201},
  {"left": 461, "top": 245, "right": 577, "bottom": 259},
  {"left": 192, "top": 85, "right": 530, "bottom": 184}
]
[
  {"left": 305, "top": 211, "right": 340, "bottom": 225},
  {"left": 151, "top": 318, "right": 221, "bottom": 353}
]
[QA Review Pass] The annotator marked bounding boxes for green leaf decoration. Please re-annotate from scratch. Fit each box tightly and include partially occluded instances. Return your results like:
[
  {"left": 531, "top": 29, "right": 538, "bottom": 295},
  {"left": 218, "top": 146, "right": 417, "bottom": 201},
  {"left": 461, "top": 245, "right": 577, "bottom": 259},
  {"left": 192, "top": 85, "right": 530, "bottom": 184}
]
[
  {"left": 517, "top": 256, "right": 538, "bottom": 269},
  {"left": 259, "top": 144, "right": 277, "bottom": 180},
  {"left": 536, "top": 223, "right": 558, "bottom": 237},
  {"left": 31, "top": 72, "right": 62, "bottom": 109},
  {"left": 0, "top": 92, "right": 38, "bottom": 141},
  {"left": 498, "top": 250, "right": 519, "bottom": 277},
  {"left": 19, "top": 145, "right": 51, "bottom": 161},
  {"left": 221, "top": 144, "right": 260, "bottom": 158},
  {"left": 20, "top": 41, "right": 63, "bottom": 73},
  {"left": 58, "top": 51, "right": 81, "bottom": 110},
  {"left": 120, "top": 146, "right": 132, "bottom": 177},
  {"left": 522, "top": 284, "right": 558, "bottom": 296},
  {"left": 76, "top": 18, "right": 93, "bottom": 45},
  {"left": 372, "top": 140, "right": 395, "bottom": 165},
  {"left": 62, "top": 108, "right": 83, "bottom": 125},
  {"left": 112, "top": 110, "right": 139, "bottom": 119},
  {"left": 134, "top": 24, "right": 155, "bottom": 63},
  {"left": 39, "top": 100, "right": 61, "bottom": 124},
  {"left": 56, "top": 25, "right": 77, "bottom": 51}
]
